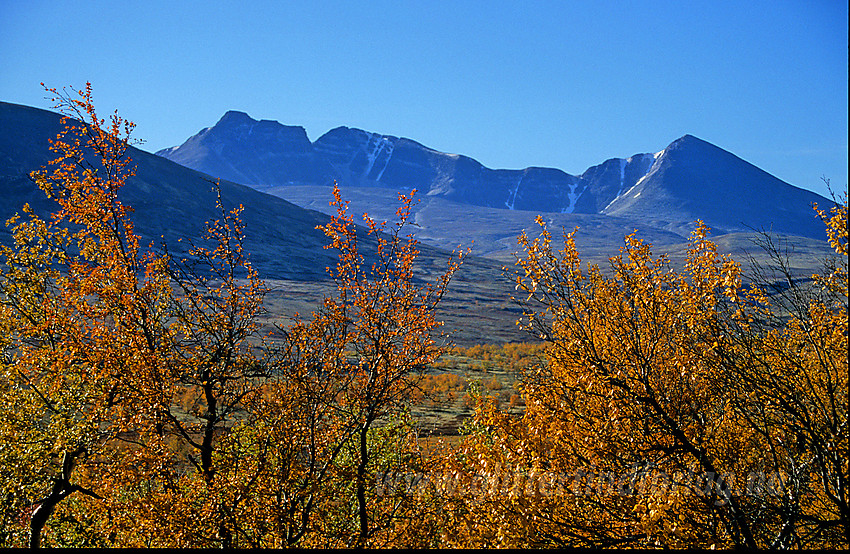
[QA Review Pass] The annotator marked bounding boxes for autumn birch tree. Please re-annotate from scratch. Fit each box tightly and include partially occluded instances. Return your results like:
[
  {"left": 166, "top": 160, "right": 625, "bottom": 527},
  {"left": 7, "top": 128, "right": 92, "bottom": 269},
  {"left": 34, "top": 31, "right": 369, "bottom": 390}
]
[
  {"left": 0, "top": 84, "right": 269, "bottom": 548},
  {"left": 0, "top": 82, "right": 175, "bottom": 547},
  {"left": 440, "top": 205, "right": 846, "bottom": 549},
  {"left": 257, "top": 184, "right": 467, "bottom": 547}
]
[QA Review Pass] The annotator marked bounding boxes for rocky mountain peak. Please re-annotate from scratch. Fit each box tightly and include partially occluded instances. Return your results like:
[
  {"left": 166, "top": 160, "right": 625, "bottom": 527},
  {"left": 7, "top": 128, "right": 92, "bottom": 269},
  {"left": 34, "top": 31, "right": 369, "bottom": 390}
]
[
  {"left": 155, "top": 115, "right": 831, "bottom": 239},
  {"left": 217, "top": 110, "right": 254, "bottom": 124}
]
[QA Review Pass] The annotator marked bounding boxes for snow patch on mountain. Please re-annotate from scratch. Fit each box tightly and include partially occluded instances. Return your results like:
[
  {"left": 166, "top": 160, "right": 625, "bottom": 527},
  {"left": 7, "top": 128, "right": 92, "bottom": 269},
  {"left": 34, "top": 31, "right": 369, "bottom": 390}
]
[
  {"left": 600, "top": 153, "right": 659, "bottom": 213},
  {"left": 602, "top": 155, "right": 662, "bottom": 214},
  {"left": 562, "top": 181, "right": 581, "bottom": 213},
  {"left": 374, "top": 139, "right": 394, "bottom": 181},
  {"left": 505, "top": 174, "right": 523, "bottom": 209},
  {"left": 616, "top": 158, "right": 627, "bottom": 198},
  {"left": 363, "top": 132, "right": 394, "bottom": 180}
]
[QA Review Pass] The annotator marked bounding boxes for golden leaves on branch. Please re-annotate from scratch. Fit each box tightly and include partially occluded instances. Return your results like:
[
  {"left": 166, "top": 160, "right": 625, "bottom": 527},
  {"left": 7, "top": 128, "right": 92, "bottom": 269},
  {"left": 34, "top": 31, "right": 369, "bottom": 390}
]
[{"left": 443, "top": 203, "right": 848, "bottom": 549}]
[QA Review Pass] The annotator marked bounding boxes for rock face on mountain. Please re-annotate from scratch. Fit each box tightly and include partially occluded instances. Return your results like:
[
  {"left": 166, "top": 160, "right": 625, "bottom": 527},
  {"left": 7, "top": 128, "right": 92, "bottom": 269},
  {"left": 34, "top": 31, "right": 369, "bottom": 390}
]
[
  {"left": 158, "top": 115, "right": 589, "bottom": 212},
  {"left": 574, "top": 153, "right": 660, "bottom": 214},
  {"left": 157, "top": 112, "right": 660, "bottom": 213},
  {"left": 157, "top": 112, "right": 831, "bottom": 240},
  {"left": 311, "top": 127, "right": 585, "bottom": 212}
]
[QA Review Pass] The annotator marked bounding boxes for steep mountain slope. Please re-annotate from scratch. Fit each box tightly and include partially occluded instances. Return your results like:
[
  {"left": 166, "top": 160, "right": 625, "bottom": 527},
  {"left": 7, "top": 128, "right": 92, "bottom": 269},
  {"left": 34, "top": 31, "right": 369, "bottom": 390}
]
[
  {"left": 0, "top": 101, "right": 336, "bottom": 280},
  {"left": 574, "top": 152, "right": 660, "bottom": 213},
  {"left": 603, "top": 135, "right": 828, "bottom": 238},
  {"left": 157, "top": 112, "right": 831, "bottom": 240}
]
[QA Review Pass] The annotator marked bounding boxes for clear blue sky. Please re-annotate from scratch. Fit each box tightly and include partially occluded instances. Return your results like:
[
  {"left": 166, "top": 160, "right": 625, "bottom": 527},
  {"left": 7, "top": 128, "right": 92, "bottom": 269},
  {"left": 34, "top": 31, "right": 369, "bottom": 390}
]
[{"left": 1, "top": 0, "right": 847, "bottom": 198}]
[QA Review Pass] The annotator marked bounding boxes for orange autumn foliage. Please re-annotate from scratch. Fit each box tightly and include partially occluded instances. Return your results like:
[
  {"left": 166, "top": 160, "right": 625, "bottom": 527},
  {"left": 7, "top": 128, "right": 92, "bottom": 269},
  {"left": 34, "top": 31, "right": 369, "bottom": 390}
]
[
  {"left": 436, "top": 212, "right": 847, "bottom": 549},
  {"left": 0, "top": 84, "right": 467, "bottom": 549}
]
